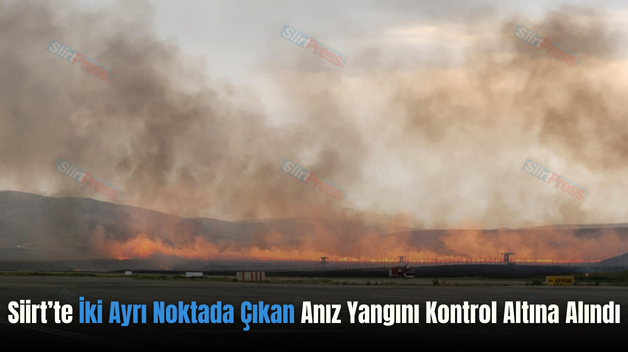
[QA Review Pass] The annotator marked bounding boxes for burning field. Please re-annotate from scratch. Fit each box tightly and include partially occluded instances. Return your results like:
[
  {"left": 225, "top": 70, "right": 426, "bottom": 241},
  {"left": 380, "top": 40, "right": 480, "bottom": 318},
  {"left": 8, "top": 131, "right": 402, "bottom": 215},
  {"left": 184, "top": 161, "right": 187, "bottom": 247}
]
[
  {"left": 3, "top": 2, "right": 628, "bottom": 348},
  {"left": 0, "top": 1, "right": 627, "bottom": 270},
  {"left": 0, "top": 191, "right": 626, "bottom": 270}
]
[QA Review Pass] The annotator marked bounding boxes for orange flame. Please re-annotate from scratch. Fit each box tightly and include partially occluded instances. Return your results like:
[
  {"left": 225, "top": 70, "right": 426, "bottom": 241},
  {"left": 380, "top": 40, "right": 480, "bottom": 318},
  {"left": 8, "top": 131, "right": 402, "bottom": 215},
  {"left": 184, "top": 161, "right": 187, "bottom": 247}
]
[{"left": 89, "top": 221, "right": 624, "bottom": 262}]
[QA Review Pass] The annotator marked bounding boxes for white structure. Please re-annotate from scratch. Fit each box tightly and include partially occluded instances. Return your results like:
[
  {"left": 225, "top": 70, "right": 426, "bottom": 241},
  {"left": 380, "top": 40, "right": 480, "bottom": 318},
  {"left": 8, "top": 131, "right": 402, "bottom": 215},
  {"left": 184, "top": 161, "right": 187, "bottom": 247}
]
[
  {"left": 185, "top": 272, "right": 203, "bottom": 277},
  {"left": 236, "top": 272, "right": 265, "bottom": 281},
  {"left": 125, "top": 271, "right": 132, "bottom": 275}
]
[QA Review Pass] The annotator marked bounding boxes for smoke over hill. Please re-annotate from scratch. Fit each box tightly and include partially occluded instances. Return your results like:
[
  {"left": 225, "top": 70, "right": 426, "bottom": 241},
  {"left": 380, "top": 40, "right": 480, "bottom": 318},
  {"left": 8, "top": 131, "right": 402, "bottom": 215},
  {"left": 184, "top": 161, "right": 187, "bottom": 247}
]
[
  {"left": 0, "top": 191, "right": 626, "bottom": 264},
  {"left": 1, "top": 2, "right": 627, "bottom": 264}
]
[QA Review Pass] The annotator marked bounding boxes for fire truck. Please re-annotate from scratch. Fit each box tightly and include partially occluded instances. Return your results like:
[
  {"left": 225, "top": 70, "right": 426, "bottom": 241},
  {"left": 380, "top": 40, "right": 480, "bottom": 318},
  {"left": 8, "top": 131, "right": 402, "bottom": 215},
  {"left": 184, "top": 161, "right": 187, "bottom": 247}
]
[{"left": 389, "top": 263, "right": 415, "bottom": 278}]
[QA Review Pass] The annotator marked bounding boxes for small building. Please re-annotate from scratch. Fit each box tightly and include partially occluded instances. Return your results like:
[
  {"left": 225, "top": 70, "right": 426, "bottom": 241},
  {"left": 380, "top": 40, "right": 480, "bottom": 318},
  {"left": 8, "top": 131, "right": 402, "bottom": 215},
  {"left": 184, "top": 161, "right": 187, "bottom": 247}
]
[
  {"left": 185, "top": 272, "right": 203, "bottom": 277},
  {"left": 124, "top": 271, "right": 132, "bottom": 275},
  {"left": 501, "top": 252, "right": 515, "bottom": 265},
  {"left": 236, "top": 272, "right": 265, "bottom": 281}
]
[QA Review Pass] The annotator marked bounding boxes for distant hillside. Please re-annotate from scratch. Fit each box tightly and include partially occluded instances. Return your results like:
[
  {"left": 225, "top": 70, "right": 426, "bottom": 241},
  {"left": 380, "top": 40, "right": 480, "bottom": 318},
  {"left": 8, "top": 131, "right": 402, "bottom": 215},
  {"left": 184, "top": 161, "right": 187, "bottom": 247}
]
[
  {"left": 0, "top": 191, "right": 402, "bottom": 261},
  {"left": 0, "top": 191, "right": 626, "bottom": 264}
]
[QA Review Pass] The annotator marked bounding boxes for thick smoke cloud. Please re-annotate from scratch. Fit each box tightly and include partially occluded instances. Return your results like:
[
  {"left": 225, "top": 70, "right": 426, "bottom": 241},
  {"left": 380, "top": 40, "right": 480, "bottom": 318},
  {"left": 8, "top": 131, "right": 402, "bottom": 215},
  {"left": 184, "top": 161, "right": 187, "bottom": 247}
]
[
  {"left": 0, "top": 0, "right": 367, "bottom": 223},
  {"left": 0, "top": 0, "right": 626, "bottom": 261}
]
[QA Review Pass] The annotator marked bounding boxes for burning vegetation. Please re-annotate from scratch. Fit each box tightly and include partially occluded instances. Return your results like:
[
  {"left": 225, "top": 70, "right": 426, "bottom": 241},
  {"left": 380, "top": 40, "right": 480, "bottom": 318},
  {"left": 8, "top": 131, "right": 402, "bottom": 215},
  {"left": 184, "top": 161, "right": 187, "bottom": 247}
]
[{"left": 0, "top": 2, "right": 627, "bottom": 266}]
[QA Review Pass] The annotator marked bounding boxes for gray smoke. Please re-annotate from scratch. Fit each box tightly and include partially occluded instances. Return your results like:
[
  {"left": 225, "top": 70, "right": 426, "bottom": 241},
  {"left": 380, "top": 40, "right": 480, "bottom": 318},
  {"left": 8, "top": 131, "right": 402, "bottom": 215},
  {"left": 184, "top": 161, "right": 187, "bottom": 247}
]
[{"left": 0, "top": 0, "right": 626, "bottom": 261}]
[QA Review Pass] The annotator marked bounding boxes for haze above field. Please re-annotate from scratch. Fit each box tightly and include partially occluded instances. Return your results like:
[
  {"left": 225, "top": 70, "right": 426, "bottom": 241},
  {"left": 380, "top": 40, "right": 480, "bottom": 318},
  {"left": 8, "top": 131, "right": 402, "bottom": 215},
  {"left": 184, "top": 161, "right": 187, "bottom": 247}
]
[
  {"left": 1, "top": 0, "right": 628, "bottom": 261},
  {"left": 1, "top": 191, "right": 626, "bottom": 263}
]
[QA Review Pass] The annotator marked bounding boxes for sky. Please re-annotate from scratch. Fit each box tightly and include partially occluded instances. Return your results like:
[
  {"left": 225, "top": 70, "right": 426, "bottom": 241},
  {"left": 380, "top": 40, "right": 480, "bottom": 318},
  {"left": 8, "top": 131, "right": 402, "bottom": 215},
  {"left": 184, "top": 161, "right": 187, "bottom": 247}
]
[{"left": 2, "top": 0, "right": 628, "bottom": 230}]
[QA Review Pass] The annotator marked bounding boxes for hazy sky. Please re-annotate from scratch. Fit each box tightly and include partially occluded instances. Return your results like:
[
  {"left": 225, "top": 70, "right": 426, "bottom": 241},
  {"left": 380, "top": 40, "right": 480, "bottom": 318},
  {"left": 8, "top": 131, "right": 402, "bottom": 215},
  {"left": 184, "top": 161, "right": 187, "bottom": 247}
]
[{"left": 2, "top": 0, "right": 628, "bottom": 230}]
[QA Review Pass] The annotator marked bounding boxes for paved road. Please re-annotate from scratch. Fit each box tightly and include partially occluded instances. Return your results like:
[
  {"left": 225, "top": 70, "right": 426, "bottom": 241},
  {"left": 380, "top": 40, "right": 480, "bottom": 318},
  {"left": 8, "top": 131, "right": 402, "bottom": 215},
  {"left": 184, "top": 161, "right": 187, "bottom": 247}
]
[{"left": 0, "top": 276, "right": 625, "bottom": 348}]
